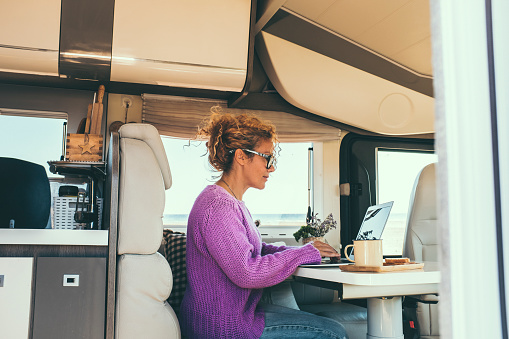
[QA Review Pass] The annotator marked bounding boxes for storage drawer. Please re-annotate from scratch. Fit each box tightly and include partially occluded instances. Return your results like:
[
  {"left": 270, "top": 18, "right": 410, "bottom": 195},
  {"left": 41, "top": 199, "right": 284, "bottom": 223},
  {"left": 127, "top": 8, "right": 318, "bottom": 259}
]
[{"left": 32, "top": 257, "right": 106, "bottom": 339}]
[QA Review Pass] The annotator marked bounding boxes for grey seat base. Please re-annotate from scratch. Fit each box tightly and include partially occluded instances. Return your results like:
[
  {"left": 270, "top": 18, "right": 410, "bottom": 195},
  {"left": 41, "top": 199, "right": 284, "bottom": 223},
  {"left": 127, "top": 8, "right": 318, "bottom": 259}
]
[
  {"left": 299, "top": 302, "right": 367, "bottom": 339},
  {"left": 289, "top": 281, "right": 367, "bottom": 339}
]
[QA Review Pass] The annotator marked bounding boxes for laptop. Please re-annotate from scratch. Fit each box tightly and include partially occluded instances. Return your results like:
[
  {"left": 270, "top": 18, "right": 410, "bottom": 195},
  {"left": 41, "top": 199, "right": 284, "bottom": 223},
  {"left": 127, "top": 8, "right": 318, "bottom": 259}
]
[{"left": 300, "top": 201, "right": 394, "bottom": 267}]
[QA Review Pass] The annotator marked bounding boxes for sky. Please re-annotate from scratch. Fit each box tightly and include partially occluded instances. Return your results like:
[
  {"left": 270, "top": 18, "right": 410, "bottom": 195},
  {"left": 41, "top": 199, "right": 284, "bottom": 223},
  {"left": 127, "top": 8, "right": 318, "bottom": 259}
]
[{"left": 0, "top": 115, "right": 65, "bottom": 177}]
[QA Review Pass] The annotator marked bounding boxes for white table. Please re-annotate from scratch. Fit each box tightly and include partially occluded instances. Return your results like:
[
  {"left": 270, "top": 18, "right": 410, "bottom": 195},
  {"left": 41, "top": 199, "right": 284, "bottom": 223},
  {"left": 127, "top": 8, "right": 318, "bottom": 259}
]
[{"left": 293, "top": 262, "right": 440, "bottom": 339}]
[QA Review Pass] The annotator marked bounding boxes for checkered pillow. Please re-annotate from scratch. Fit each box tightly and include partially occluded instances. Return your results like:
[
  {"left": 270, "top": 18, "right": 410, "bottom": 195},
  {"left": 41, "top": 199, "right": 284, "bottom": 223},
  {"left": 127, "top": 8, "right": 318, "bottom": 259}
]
[{"left": 162, "top": 229, "right": 187, "bottom": 312}]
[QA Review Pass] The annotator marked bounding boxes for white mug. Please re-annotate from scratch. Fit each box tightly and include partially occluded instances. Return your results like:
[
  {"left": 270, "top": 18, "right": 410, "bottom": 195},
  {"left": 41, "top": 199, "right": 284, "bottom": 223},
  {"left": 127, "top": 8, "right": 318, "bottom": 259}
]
[{"left": 344, "top": 239, "right": 383, "bottom": 267}]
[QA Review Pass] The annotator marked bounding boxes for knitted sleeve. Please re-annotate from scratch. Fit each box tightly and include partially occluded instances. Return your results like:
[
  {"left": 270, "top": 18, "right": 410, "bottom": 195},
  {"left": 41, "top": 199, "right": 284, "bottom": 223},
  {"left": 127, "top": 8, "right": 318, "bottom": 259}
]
[
  {"left": 261, "top": 242, "right": 288, "bottom": 255},
  {"left": 201, "top": 199, "right": 321, "bottom": 289}
]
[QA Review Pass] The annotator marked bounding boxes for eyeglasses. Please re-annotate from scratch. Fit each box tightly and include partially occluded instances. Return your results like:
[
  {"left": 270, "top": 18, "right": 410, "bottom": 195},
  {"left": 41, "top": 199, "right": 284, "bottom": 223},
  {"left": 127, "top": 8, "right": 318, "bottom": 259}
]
[
  {"left": 229, "top": 149, "right": 275, "bottom": 169},
  {"left": 242, "top": 149, "right": 276, "bottom": 169}
]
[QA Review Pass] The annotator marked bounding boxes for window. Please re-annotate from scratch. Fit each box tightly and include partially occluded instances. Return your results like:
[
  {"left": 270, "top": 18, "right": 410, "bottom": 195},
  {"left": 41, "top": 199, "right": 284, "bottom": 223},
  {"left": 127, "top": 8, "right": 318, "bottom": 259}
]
[
  {"left": 160, "top": 138, "right": 213, "bottom": 226},
  {"left": 0, "top": 112, "right": 67, "bottom": 178},
  {"left": 377, "top": 149, "right": 438, "bottom": 255},
  {"left": 244, "top": 142, "right": 311, "bottom": 228},
  {"left": 161, "top": 136, "right": 311, "bottom": 229}
]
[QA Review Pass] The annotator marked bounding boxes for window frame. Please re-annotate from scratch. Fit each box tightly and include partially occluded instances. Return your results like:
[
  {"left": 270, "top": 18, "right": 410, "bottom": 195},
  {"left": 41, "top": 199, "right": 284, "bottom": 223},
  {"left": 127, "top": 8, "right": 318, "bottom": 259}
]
[
  {"left": 339, "top": 133, "right": 434, "bottom": 254},
  {"left": 0, "top": 109, "right": 68, "bottom": 178}
]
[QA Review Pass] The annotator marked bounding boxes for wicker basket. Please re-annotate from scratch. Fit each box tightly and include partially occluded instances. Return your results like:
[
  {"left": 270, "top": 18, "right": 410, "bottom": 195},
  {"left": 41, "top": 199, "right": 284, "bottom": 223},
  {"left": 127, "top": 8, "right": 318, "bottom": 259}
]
[{"left": 53, "top": 197, "right": 103, "bottom": 229}]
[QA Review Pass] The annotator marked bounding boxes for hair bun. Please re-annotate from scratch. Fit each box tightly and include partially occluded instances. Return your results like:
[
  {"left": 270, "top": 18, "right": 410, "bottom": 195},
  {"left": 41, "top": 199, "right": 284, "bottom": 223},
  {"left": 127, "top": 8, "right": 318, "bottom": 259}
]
[{"left": 196, "top": 110, "right": 277, "bottom": 173}]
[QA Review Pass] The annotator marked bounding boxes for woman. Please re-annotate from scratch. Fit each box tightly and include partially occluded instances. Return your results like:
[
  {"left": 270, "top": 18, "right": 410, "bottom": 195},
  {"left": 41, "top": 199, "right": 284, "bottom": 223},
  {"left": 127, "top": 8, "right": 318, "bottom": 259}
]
[{"left": 179, "top": 112, "right": 348, "bottom": 339}]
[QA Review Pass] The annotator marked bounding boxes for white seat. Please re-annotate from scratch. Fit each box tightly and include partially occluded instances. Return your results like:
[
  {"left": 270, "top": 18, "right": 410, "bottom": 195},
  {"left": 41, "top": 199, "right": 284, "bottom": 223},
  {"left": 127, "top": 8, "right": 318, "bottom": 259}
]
[
  {"left": 115, "top": 123, "right": 180, "bottom": 339},
  {"left": 404, "top": 162, "right": 440, "bottom": 339}
]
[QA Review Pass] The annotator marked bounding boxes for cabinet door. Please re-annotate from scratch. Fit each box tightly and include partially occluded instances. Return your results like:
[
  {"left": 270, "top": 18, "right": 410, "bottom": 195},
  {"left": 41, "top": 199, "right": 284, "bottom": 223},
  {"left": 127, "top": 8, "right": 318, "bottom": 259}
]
[
  {"left": 0, "top": 258, "right": 33, "bottom": 339},
  {"left": 111, "top": 0, "right": 251, "bottom": 91},
  {"left": 0, "top": 0, "right": 60, "bottom": 76},
  {"left": 32, "top": 257, "right": 106, "bottom": 339}
]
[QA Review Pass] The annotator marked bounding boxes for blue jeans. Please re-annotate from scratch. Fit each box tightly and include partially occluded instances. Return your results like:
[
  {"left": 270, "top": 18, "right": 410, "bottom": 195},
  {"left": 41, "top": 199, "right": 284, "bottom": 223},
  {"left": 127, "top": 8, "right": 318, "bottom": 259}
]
[{"left": 259, "top": 303, "right": 348, "bottom": 339}]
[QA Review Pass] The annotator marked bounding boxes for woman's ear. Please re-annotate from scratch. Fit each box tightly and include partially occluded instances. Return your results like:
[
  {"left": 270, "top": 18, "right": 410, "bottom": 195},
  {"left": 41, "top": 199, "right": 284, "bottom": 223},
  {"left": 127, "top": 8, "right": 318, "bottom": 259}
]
[{"left": 234, "top": 149, "right": 247, "bottom": 166}]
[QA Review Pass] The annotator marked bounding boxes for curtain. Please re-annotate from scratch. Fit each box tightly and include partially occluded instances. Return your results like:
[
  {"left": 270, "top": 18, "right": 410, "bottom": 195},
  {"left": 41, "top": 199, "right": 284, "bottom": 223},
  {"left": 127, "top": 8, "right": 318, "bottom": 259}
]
[
  {"left": 0, "top": 108, "right": 68, "bottom": 120},
  {"left": 142, "top": 94, "right": 340, "bottom": 142}
]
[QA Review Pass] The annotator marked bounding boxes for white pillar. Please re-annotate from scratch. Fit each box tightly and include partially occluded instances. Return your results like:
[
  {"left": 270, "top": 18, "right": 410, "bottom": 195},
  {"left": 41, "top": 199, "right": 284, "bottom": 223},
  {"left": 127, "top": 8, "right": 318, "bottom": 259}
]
[
  {"left": 431, "top": 0, "right": 504, "bottom": 338},
  {"left": 366, "top": 297, "right": 403, "bottom": 339}
]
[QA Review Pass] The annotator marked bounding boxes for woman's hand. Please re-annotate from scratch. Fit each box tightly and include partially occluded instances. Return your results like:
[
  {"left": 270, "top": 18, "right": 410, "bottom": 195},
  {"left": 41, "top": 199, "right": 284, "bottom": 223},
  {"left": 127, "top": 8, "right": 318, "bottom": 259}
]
[{"left": 312, "top": 240, "right": 340, "bottom": 258}]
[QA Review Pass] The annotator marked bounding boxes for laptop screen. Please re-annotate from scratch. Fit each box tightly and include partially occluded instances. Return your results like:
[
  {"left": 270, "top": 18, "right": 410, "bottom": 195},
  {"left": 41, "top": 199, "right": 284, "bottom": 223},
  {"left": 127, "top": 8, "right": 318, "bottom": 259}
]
[{"left": 347, "top": 201, "right": 394, "bottom": 259}]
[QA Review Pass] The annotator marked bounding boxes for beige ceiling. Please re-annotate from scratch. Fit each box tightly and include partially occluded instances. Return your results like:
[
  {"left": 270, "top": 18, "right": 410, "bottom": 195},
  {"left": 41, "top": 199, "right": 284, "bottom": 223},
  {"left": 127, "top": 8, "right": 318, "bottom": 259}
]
[{"left": 282, "top": 0, "right": 432, "bottom": 76}]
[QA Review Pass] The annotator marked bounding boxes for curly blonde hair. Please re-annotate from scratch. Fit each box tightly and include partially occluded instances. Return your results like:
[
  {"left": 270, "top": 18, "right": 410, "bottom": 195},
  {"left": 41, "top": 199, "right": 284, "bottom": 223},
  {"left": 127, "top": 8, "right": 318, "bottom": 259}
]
[{"left": 197, "top": 108, "right": 278, "bottom": 173}]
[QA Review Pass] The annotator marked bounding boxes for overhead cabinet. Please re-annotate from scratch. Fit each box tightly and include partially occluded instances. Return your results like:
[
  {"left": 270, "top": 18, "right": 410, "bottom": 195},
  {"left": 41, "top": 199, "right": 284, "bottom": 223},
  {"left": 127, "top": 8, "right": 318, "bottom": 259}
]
[
  {"left": 0, "top": 0, "right": 252, "bottom": 92},
  {"left": 257, "top": 30, "right": 435, "bottom": 135},
  {"left": 110, "top": 0, "right": 252, "bottom": 92}
]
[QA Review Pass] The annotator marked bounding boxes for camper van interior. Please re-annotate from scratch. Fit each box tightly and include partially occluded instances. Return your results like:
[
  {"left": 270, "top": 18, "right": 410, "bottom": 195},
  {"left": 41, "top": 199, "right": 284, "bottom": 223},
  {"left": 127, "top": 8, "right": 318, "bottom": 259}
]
[{"left": 0, "top": 0, "right": 507, "bottom": 339}]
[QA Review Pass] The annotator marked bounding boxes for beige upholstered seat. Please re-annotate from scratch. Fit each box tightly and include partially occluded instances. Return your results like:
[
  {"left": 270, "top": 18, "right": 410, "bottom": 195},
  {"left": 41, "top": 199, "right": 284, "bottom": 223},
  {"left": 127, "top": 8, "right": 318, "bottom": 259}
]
[
  {"left": 115, "top": 124, "right": 180, "bottom": 339},
  {"left": 404, "top": 162, "right": 440, "bottom": 339}
]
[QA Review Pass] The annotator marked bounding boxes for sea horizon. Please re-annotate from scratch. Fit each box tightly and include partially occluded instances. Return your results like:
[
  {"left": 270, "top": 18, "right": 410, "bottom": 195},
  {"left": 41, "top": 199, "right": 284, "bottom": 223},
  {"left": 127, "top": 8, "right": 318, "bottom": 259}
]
[{"left": 163, "top": 212, "right": 408, "bottom": 227}]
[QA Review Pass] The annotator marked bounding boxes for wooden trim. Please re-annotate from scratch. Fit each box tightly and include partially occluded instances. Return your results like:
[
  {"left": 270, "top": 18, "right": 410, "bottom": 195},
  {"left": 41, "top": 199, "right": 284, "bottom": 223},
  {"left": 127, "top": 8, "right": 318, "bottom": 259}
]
[{"left": 104, "top": 132, "right": 119, "bottom": 339}]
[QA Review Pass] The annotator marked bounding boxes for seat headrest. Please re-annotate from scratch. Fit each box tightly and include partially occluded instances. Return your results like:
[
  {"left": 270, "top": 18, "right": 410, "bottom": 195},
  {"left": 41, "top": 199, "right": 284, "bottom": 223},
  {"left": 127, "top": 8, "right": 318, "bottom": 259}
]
[
  {"left": 404, "top": 162, "right": 438, "bottom": 260},
  {"left": 119, "top": 124, "right": 172, "bottom": 190},
  {"left": 410, "top": 162, "right": 437, "bottom": 221}
]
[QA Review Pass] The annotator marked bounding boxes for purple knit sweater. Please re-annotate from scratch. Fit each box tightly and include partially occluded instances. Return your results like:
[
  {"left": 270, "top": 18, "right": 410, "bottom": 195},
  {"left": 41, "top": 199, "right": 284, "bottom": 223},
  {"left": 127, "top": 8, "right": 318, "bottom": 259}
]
[{"left": 179, "top": 185, "right": 322, "bottom": 338}]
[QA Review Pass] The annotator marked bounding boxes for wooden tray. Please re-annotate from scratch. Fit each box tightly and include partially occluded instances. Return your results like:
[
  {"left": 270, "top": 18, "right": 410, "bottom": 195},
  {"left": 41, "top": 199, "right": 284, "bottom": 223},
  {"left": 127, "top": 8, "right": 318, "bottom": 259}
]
[{"left": 339, "top": 262, "right": 424, "bottom": 272}]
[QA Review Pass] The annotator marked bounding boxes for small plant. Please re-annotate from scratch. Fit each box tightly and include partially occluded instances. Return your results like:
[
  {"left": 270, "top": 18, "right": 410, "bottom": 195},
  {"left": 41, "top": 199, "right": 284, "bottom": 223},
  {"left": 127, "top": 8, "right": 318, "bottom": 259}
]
[{"left": 293, "top": 213, "right": 337, "bottom": 242}]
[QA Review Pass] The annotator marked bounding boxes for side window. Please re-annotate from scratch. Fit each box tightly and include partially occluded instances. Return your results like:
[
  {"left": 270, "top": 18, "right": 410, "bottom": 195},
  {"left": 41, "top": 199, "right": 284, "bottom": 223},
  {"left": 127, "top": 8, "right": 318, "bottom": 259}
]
[
  {"left": 0, "top": 112, "right": 67, "bottom": 178},
  {"left": 160, "top": 138, "right": 211, "bottom": 227},
  {"left": 377, "top": 149, "right": 438, "bottom": 255},
  {"left": 244, "top": 142, "right": 312, "bottom": 228},
  {"left": 161, "top": 136, "right": 311, "bottom": 230},
  {"left": 340, "top": 134, "right": 435, "bottom": 256}
]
